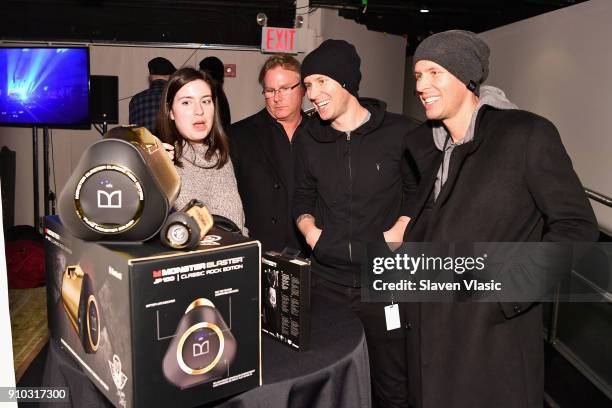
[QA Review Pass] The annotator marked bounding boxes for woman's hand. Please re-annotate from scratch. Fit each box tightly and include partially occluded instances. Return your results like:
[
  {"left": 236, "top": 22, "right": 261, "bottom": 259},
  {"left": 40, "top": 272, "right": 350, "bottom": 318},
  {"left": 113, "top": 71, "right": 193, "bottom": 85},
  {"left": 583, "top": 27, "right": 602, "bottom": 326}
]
[{"left": 162, "top": 143, "right": 174, "bottom": 161}]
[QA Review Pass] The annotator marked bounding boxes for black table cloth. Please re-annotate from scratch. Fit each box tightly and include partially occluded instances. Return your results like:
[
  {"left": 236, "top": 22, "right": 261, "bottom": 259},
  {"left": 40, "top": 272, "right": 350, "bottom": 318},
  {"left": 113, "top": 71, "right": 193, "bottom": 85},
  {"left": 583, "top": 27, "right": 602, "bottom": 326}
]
[{"left": 41, "top": 293, "right": 371, "bottom": 408}]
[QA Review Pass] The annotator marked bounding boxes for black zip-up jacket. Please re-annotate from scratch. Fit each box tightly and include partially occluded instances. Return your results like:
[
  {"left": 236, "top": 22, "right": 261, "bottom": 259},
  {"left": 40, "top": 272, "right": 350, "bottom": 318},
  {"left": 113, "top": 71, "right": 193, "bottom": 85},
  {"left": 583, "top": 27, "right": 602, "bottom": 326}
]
[{"left": 292, "top": 98, "right": 419, "bottom": 286}]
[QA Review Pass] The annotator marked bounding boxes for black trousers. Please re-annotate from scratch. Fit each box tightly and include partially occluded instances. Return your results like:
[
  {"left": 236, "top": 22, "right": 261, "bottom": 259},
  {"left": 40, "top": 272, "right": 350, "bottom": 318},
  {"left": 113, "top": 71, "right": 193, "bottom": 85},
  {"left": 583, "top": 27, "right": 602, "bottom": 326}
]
[{"left": 311, "top": 275, "right": 411, "bottom": 408}]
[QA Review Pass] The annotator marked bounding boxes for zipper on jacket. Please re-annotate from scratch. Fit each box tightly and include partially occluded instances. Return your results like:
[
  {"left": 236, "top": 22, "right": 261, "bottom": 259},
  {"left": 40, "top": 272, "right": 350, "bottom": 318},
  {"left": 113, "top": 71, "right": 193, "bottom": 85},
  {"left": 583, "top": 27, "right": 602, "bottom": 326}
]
[{"left": 346, "top": 132, "right": 354, "bottom": 285}]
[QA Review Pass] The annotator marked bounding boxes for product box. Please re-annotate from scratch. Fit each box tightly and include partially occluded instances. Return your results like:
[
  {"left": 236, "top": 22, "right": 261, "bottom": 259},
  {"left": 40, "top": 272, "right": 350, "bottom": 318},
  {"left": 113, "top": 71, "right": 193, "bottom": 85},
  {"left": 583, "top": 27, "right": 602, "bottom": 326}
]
[
  {"left": 261, "top": 251, "right": 311, "bottom": 350},
  {"left": 44, "top": 215, "right": 261, "bottom": 408}
]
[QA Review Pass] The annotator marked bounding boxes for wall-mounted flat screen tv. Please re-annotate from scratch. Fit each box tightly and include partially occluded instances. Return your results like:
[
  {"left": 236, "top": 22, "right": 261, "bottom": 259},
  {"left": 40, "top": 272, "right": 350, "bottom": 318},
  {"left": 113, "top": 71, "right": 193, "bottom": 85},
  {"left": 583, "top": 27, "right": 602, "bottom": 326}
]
[{"left": 0, "top": 47, "right": 90, "bottom": 128}]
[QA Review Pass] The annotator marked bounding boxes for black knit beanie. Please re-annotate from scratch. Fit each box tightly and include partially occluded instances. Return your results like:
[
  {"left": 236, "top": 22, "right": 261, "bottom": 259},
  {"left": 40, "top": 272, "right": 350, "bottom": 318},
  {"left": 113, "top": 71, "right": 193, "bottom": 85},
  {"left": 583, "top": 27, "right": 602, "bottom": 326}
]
[
  {"left": 199, "top": 56, "right": 225, "bottom": 84},
  {"left": 148, "top": 57, "right": 176, "bottom": 76},
  {"left": 301, "top": 39, "right": 361, "bottom": 97},
  {"left": 413, "top": 30, "right": 490, "bottom": 94}
]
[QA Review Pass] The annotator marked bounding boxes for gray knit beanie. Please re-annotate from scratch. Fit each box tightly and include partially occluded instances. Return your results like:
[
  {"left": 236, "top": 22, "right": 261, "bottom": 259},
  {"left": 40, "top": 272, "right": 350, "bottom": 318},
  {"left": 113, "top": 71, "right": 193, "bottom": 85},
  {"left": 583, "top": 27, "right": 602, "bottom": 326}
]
[{"left": 413, "top": 30, "right": 490, "bottom": 94}]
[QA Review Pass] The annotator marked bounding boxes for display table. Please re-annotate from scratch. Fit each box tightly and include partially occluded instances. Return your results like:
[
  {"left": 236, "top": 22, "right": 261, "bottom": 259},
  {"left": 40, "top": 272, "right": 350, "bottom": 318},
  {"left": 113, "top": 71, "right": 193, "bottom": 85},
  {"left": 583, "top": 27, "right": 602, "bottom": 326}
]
[{"left": 40, "top": 294, "right": 371, "bottom": 408}]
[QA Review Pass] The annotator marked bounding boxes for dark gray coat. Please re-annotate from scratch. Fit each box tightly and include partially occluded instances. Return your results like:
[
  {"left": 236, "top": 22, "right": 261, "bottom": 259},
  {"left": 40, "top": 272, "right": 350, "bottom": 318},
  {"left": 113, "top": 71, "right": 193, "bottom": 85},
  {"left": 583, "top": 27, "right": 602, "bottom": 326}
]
[{"left": 403, "top": 106, "right": 598, "bottom": 408}]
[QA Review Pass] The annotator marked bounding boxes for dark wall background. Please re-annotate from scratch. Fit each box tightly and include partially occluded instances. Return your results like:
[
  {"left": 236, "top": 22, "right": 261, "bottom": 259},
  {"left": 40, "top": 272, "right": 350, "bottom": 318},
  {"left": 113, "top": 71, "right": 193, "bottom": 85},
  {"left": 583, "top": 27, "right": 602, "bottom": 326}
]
[{"left": 0, "top": 0, "right": 296, "bottom": 45}]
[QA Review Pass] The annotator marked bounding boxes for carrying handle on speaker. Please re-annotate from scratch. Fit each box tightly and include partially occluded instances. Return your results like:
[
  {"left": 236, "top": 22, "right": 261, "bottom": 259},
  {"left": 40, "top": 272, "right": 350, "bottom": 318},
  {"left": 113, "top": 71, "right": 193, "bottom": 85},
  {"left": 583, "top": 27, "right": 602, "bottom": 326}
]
[
  {"left": 280, "top": 247, "right": 301, "bottom": 259},
  {"left": 211, "top": 214, "right": 241, "bottom": 233}
]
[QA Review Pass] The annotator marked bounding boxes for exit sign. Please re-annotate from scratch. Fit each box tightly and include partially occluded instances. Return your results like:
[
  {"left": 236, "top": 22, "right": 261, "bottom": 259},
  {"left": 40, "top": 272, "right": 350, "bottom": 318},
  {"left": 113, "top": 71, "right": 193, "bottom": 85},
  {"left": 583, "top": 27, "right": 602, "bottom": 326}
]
[{"left": 261, "top": 27, "right": 298, "bottom": 54}]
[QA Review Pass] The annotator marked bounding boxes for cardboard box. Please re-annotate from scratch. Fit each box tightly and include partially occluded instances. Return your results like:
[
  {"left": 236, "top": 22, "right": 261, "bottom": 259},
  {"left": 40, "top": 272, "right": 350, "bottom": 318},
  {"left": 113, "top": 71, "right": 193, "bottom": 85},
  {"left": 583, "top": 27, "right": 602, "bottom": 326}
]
[
  {"left": 261, "top": 251, "right": 311, "bottom": 350},
  {"left": 45, "top": 216, "right": 261, "bottom": 408}
]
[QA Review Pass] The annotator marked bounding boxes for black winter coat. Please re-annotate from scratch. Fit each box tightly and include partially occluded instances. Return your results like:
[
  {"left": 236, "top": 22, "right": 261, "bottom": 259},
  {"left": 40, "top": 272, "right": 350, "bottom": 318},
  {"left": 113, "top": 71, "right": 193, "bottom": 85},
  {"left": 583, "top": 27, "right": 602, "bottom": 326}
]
[
  {"left": 229, "top": 109, "right": 308, "bottom": 254},
  {"left": 292, "top": 98, "right": 419, "bottom": 286},
  {"left": 403, "top": 106, "right": 598, "bottom": 408}
]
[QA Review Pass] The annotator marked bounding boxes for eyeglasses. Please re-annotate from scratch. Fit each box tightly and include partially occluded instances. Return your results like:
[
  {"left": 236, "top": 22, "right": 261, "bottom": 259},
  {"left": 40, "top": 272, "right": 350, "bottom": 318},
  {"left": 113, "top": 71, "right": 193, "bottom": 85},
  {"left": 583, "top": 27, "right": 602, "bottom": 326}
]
[{"left": 262, "top": 82, "right": 301, "bottom": 99}]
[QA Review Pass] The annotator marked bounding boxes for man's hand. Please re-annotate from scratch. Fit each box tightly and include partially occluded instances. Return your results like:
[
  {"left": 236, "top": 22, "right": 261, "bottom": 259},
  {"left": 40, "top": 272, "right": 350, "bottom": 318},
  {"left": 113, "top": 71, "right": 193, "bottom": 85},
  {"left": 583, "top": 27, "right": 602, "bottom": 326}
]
[
  {"left": 297, "top": 214, "right": 322, "bottom": 250},
  {"left": 305, "top": 227, "right": 322, "bottom": 250},
  {"left": 384, "top": 216, "right": 411, "bottom": 250}
]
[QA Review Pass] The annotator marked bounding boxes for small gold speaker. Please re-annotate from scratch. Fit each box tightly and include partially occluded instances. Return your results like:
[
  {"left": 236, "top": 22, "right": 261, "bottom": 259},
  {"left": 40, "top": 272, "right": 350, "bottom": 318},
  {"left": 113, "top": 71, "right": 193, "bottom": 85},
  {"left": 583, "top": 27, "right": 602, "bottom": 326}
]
[
  {"left": 61, "top": 265, "right": 100, "bottom": 353},
  {"left": 160, "top": 200, "right": 214, "bottom": 250}
]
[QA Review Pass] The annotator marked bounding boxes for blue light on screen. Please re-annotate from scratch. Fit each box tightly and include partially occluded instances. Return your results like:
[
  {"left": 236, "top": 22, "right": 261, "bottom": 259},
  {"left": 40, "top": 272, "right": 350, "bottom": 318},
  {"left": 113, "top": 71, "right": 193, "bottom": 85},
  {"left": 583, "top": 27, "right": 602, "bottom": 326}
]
[{"left": 0, "top": 47, "right": 89, "bottom": 126}]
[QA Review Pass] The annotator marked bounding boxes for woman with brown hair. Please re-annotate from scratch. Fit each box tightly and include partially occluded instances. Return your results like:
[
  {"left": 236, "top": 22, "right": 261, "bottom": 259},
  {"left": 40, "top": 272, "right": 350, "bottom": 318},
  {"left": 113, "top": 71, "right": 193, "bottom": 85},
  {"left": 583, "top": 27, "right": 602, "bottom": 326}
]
[{"left": 158, "top": 67, "right": 245, "bottom": 234}]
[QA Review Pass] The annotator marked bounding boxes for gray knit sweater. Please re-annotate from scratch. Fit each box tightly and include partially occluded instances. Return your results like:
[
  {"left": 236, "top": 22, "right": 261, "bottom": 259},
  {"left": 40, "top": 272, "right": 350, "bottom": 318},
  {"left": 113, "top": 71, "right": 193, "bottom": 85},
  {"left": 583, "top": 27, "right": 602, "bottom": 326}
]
[{"left": 174, "top": 143, "right": 247, "bottom": 235}]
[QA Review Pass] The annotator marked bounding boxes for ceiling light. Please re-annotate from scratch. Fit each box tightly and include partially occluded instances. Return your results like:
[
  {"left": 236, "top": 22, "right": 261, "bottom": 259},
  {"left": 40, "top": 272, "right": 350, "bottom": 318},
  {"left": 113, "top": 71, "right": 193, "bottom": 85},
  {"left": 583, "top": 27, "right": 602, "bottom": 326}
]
[
  {"left": 295, "top": 15, "right": 304, "bottom": 28},
  {"left": 419, "top": 8, "right": 430, "bottom": 13},
  {"left": 256, "top": 12, "right": 268, "bottom": 27}
]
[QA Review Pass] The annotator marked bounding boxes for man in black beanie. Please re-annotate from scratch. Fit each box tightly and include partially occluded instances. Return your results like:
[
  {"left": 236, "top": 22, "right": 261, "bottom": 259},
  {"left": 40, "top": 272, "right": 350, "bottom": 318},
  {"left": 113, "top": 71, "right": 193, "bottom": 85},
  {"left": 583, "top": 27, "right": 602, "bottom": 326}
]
[
  {"left": 402, "top": 30, "right": 597, "bottom": 408},
  {"left": 129, "top": 57, "right": 176, "bottom": 135},
  {"left": 293, "top": 39, "right": 421, "bottom": 407}
]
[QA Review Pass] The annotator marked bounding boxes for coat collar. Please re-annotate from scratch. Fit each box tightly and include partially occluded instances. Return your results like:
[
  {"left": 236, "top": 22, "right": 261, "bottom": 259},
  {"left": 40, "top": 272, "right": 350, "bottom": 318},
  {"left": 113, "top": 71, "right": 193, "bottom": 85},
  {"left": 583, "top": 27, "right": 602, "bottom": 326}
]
[
  {"left": 411, "top": 106, "right": 495, "bottom": 231},
  {"left": 431, "top": 107, "right": 493, "bottom": 209},
  {"left": 252, "top": 108, "right": 304, "bottom": 190}
]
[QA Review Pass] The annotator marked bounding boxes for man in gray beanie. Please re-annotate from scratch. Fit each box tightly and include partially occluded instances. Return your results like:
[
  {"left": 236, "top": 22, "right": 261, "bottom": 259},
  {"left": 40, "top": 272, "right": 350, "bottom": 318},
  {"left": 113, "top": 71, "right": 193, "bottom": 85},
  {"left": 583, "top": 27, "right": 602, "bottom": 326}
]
[
  {"left": 399, "top": 30, "right": 597, "bottom": 408},
  {"left": 292, "top": 38, "right": 422, "bottom": 407},
  {"left": 413, "top": 29, "right": 490, "bottom": 95}
]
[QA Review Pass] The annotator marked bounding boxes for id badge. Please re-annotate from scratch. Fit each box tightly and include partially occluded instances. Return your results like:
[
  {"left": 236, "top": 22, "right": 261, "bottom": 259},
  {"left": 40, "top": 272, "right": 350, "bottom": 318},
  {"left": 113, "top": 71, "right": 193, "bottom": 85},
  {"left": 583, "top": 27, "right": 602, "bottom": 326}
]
[{"left": 384, "top": 304, "right": 401, "bottom": 331}]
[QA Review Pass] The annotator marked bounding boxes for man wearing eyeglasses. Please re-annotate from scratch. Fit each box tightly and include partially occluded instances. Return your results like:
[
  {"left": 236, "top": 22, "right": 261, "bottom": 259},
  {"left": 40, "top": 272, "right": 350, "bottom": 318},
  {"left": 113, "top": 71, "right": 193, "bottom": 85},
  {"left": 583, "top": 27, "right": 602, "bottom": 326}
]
[{"left": 228, "top": 54, "right": 309, "bottom": 255}]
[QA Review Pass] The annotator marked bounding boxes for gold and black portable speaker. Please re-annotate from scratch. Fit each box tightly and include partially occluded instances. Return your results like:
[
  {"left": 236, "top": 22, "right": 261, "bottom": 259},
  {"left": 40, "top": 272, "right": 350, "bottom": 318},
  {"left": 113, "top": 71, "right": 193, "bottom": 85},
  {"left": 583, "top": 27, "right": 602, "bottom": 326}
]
[
  {"left": 162, "top": 298, "right": 236, "bottom": 389},
  {"left": 160, "top": 199, "right": 214, "bottom": 250},
  {"left": 61, "top": 265, "right": 100, "bottom": 353},
  {"left": 58, "top": 126, "right": 180, "bottom": 242}
]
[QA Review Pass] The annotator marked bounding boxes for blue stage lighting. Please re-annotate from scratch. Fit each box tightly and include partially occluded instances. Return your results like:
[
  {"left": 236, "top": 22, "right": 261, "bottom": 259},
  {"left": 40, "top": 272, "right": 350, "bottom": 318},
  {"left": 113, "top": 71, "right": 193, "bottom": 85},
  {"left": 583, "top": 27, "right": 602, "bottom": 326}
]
[{"left": 0, "top": 47, "right": 90, "bottom": 127}]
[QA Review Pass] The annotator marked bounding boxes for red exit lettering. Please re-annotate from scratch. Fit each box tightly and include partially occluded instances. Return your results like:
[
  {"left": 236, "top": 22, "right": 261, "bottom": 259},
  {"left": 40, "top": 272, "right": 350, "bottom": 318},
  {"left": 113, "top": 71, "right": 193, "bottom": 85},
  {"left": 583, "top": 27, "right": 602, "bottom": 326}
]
[{"left": 262, "top": 27, "right": 297, "bottom": 53}]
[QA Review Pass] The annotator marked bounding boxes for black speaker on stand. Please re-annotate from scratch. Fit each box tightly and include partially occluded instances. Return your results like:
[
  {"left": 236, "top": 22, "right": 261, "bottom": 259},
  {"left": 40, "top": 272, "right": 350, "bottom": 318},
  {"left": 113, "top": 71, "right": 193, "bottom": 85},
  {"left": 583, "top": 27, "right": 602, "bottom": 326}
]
[{"left": 90, "top": 75, "right": 119, "bottom": 135}]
